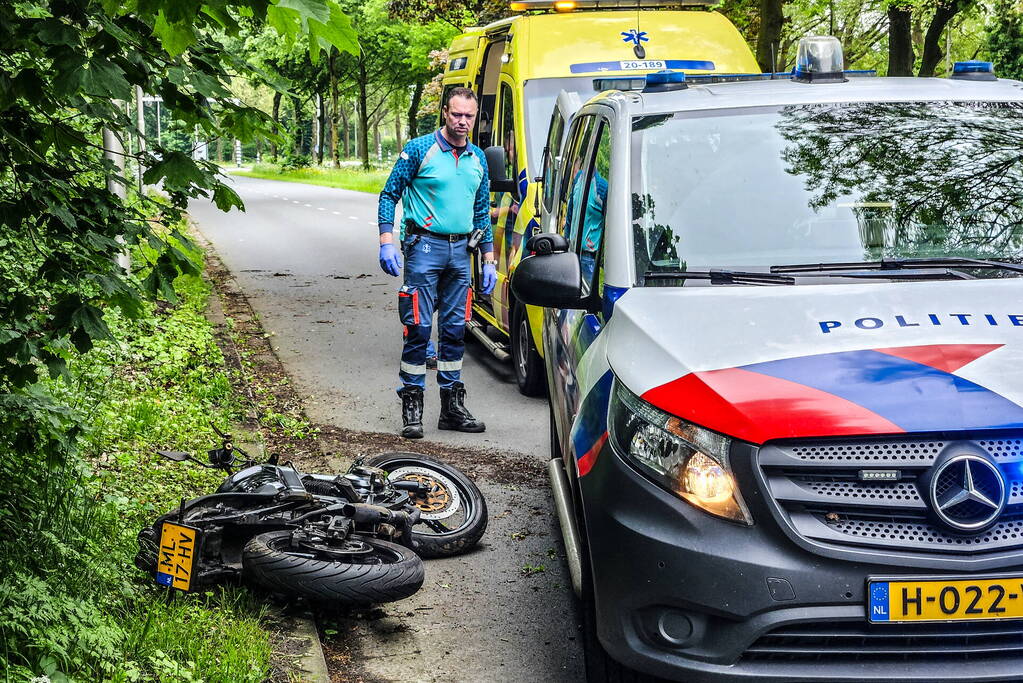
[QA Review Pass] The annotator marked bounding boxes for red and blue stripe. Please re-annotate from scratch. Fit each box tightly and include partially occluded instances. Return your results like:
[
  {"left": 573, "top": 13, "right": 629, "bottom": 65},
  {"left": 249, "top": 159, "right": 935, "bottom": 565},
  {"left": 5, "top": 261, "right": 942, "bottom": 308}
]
[{"left": 641, "top": 344, "right": 1023, "bottom": 445}]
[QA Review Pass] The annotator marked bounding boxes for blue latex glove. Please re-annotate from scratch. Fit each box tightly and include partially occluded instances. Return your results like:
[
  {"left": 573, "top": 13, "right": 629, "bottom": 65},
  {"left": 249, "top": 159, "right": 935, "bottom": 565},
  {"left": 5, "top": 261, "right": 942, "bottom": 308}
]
[
  {"left": 482, "top": 263, "right": 497, "bottom": 295},
  {"left": 379, "top": 243, "right": 402, "bottom": 277}
]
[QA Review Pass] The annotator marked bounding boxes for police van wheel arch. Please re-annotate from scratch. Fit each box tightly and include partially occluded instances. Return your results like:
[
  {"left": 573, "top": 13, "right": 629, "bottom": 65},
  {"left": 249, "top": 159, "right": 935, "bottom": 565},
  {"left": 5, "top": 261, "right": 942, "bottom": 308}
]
[{"left": 512, "top": 302, "right": 547, "bottom": 397}]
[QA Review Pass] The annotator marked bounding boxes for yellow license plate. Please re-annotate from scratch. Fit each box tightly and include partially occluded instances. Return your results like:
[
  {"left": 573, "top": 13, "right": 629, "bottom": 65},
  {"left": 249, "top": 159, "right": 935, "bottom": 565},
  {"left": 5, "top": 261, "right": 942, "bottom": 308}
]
[
  {"left": 156, "top": 521, "right": 200, "bottom": 592},
  {"left": 869, "top": 576, "right": 1023, "bottom": 623}
]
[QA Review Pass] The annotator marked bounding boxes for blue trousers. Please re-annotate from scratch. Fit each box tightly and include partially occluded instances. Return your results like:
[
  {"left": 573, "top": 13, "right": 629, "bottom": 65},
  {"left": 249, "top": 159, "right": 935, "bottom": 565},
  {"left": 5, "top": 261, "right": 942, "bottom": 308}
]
[{"left": 398, "top": 234, "right": 471, "bottom": 390}]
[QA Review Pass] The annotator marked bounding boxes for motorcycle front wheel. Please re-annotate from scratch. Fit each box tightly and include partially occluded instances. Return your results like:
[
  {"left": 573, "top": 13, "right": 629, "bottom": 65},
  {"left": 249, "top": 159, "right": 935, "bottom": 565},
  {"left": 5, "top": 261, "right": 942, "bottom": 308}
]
[
  {"left": 365, "top": 452, "right": 488, "bottom": 559},
  {"left": 242, "top": 531, "right": 424, "bottom": 605}
]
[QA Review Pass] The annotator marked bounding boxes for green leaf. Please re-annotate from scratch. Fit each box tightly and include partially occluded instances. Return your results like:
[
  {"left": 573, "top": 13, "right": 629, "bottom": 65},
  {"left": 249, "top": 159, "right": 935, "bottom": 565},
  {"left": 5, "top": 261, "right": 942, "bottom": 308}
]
[
  {"left": 276, "top": 0, "right": 331, "bottom": 28},
  {"left": 143, "top": 152, "right": 207, "bottom": 192},
  {"left": 309, "top": 5, "right": 359, "bottom": 57},
  {"left": 71, "top": 304, "right": 113, "bottom": 343},
  {"left": 82, "top": 58, "right": 132, "bottom": 99},
  {"left": 153, "top": 11, "right": 197, "bottom": 57},
  {"left": 212, "top": 184, "right": 244, "bottom": 212}
]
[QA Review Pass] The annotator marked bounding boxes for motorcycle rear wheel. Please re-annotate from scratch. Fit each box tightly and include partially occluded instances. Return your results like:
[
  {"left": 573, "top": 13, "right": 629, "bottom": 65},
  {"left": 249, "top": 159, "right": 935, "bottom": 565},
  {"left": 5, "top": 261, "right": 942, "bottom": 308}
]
[
  {"left": 242, "top": 531, "right": 424, "bottom": 605},
  {"left": 365, "top": 452, "right": 488, "bottom": 559}
]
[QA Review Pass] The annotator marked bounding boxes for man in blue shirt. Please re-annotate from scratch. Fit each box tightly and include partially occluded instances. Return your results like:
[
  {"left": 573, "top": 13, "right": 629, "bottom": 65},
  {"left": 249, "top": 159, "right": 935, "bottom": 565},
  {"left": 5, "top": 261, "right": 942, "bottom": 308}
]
[{"left": 377, "top": 87, "right": 497, "bottom": 439}]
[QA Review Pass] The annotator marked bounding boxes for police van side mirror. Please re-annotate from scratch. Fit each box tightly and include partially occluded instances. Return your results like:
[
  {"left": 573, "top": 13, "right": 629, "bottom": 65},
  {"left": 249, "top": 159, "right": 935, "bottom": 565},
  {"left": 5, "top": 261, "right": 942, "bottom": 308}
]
[
  {"left": 511, "top": 245, "right": 597, "bottom": 312},
  {"left": 484, "top": 146, "right": 518, "bottom": 194}
]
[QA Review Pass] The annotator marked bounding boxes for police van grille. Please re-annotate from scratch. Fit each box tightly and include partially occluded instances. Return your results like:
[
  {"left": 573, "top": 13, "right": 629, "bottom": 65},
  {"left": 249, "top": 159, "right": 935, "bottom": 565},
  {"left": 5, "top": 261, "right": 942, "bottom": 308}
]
[
  {"left": 759, "top": 436, "right": 1023, "bottom": 554},
  {"left": 743, "top": 620, "right": 1023, "bottom": 663}
]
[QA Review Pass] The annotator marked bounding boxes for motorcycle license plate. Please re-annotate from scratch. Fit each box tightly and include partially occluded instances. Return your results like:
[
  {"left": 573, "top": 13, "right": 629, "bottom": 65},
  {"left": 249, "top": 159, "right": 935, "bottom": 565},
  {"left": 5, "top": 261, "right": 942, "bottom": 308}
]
[
  {"left": 156, "top": 521, "right": 201, "bottom": 592},
  {"left": 868, "top": 576, "right": 1023, "bottom": 623}
]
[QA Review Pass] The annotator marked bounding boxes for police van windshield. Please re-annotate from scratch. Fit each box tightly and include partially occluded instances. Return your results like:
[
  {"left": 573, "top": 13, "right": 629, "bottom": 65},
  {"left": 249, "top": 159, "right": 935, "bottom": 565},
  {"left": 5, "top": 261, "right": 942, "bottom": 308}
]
[{"left": 631, "top": 101, "right": 1023, "bottom": 281}]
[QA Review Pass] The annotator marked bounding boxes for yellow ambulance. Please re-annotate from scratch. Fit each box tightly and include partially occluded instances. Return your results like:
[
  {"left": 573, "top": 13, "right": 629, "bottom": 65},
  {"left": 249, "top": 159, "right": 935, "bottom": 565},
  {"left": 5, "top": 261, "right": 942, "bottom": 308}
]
[{"left": 442, "top": 0, "right": 758, "bottom": 395}]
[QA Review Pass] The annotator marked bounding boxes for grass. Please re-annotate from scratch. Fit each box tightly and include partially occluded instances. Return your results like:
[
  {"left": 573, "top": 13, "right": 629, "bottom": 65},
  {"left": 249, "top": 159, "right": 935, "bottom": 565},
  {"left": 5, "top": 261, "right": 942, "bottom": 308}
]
[
  {"left": 0, "top": 234, "right": 273, "bottom": 682},
  {"left": 235, "top": 162, "right": 390, "bottom": 194}
]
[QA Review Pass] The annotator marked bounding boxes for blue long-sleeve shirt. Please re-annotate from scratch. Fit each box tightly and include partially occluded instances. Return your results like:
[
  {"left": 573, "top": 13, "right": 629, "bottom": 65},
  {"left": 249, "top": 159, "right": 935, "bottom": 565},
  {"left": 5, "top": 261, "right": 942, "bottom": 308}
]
[{"left": 378, "top": 129, "right": 493, "bottom": 252}]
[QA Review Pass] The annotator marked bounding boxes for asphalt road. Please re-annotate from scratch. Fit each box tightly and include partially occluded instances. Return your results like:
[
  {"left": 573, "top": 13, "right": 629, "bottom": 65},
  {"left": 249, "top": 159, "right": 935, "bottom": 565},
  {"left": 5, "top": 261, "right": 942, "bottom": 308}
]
[
  {"left": 188, "top": 175, "right": 547, "bottom": 454},
  {"left": 187, "top": 174, "right": 583, "bottom": 682}
]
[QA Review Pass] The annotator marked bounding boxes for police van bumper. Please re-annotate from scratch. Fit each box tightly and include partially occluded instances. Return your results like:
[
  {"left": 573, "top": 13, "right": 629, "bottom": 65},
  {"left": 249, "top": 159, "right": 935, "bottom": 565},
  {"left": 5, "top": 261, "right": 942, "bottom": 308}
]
[{"left": 582, "top": 438, "right": 1023, "bottom": 682}]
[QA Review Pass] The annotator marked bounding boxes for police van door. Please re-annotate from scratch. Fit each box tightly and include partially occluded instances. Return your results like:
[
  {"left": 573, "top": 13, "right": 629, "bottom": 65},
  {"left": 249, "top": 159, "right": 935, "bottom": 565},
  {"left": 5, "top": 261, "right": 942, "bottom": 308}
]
[{"left": 545, "top": 114, "right": 611, "bottom": 465}]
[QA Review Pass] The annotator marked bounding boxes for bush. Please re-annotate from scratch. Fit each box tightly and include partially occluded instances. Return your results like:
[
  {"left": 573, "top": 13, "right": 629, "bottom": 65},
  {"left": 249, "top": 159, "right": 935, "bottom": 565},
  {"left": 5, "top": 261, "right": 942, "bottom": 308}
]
[{"left": 0, "top": 239, "right": 270, "bottom": 682}]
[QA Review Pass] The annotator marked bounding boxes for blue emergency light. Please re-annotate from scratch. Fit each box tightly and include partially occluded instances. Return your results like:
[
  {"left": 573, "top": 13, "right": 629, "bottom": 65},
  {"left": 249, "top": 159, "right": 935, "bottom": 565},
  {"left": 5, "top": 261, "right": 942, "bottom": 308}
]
[
  {"left": 951, "top": 61, "right": 996, "bottom": 81},
  {"left": 642, "top": 70, "right": 687, "bottom": 93}
]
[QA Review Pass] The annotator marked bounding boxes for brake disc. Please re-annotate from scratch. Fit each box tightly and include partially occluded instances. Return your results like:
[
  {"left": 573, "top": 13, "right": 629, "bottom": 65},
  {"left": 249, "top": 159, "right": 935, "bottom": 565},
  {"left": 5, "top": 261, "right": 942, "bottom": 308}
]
[{"left": 387, "top": 466, "right": 462, "bottom": 520}]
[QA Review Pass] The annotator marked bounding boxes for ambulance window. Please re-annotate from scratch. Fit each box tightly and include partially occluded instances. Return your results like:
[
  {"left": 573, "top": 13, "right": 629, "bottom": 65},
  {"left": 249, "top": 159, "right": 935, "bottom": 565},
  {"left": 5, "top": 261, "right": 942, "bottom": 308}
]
[
  {"left": 541, "top": 108, "right": 565, "bottom": 212},
  {"left": 498, "top": 83, "right": 517, "bottom": 186},
  {"left": 555, "top": 115, "right": 596, "bottom": 247},
  {"left": 578, "top": 122, "right": 610, "bottom": 297}
]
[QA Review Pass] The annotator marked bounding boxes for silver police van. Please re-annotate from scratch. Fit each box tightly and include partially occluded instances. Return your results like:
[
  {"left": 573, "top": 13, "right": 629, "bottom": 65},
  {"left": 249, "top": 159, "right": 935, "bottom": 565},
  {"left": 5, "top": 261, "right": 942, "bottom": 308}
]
[{"left": 513, "top": 37, "right": 1023, "bottom": 682}]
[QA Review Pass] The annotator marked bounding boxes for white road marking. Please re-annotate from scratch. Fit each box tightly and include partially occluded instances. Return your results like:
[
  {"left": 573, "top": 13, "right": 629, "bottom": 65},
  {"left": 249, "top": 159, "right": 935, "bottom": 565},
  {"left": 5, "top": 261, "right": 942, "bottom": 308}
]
[
  {"left": 349, "top": 216, "right": 358, "bottom": 220},
  {"left": 332, "top": 211, "right": 341, "bottom": 215},
  {"left": 293, "top": 200, "right": 300, "bottom": 204},
  {"left": 304, "top": 203, "right": 312, "bottom": 207},
  {"left": 317, "top": 207, "right": 325, "bottom": 211}
]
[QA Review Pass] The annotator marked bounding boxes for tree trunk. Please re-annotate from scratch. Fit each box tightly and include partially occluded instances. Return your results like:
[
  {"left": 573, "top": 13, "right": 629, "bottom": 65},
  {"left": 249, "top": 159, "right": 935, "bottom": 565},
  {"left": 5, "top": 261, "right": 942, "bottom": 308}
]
[
  {"left": 290, "top": 95, "right": 303, "bottom": 155},
  {"left": 329, "top": 49, "right": 340, "bottom": 168},
  {"left": 358, "top": 60, "right": 370, "bottom": 170},
  {"left": 270, "top": 92, "right": 282, "bottom": 161},
  {"left": 316, "top": 94, "right": 326, "bottom": 165},
  {"left": 339, "top": 102, "right": 350, "bottom": 160},
  {"left": 756, "top": 0, "right": 785, "bottom": 72},
  {"left": 887, "top": 6, "right": 915, "bottom": 76},
  {"left": 407, "top": 81, "right": 424, "bottom": 140},
  {"left": 374, "top": 119, "right": 381, "bottom": 161},
  {"left": 215, "top": 137, "right": 223, "bottom": 163},
  {"left": 919, "top": 0, "right": 967, "bottom": 76}
]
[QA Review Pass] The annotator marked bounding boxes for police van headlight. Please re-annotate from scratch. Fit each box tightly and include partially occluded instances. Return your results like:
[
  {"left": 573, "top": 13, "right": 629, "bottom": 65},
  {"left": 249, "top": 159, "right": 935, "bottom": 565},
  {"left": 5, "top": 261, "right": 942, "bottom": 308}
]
[{"left": 609, "top": 379, "right": 752, "bottom": 524}]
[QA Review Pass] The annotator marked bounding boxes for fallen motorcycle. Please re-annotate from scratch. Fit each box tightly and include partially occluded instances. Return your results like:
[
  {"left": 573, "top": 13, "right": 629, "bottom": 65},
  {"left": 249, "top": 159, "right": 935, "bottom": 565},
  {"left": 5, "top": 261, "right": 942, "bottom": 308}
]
[{"left": 135, "top": 427, "right": 487, "bottom": 605}]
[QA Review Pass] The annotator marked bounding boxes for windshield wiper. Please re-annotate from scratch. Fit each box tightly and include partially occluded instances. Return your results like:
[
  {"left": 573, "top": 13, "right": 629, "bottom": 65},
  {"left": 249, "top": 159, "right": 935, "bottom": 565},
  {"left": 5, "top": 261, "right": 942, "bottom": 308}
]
[
  {"left": 771, "top": 257, "right": 1023, "bottom": 275},
  {"left": 644, "top": 269, "right": 795, "bottom": 285}
]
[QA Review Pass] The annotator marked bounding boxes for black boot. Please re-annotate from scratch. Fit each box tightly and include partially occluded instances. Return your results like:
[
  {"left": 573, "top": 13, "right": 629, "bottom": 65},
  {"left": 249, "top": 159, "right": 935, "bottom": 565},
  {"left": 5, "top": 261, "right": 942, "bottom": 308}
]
[
  {"left": 438, "top": 382, "right": 486, "bottom": 433},
  {"left": 398, "top": 386, "right": 424, "bottom": 439}
]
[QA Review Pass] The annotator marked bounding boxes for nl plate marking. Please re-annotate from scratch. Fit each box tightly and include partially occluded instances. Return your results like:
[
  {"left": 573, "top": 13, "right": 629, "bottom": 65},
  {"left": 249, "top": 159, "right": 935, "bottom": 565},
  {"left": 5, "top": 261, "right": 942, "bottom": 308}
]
[
  {"left": 156, "top": 521, "right": 200, "bottom": 592},
  {"left": 869, "top": 576, "right": 1023, "bottom": 623}
]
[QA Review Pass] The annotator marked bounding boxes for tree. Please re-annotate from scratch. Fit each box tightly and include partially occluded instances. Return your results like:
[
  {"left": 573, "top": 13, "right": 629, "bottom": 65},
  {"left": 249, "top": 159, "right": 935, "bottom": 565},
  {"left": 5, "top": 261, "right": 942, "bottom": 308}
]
[
  {"left": 0, "top": 0, "right": 357, "bottom": 395},
  {"left": 987, "top": 0, "right": 1023, "bottom": 80}
]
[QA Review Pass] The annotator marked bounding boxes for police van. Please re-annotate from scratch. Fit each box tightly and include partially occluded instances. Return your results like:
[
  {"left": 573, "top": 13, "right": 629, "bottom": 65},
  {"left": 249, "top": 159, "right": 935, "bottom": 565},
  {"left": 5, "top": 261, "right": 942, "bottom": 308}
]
[
  {"left": 441, "top": 0, "right": 758, "bottom": 396},
  {"left": 512, "top": 37, "right": 1023, "bottom": 682}
]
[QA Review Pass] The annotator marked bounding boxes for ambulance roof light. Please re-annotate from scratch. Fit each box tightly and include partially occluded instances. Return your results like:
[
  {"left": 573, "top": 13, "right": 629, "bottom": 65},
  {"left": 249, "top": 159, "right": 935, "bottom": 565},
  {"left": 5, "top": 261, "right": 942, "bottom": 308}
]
[
  {"left": 792, "top": 36, "right": 847, "bottom": 84},
  {"left": 951, "top": 61, "right": 997, "bottom": 81},
  {"left": 508, "top": 0, "right": 715, "bottom": 12}
]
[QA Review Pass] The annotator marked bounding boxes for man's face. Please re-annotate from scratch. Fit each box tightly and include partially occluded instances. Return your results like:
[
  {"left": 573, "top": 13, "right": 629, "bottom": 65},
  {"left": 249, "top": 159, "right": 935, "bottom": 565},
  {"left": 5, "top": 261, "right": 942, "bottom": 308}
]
[{"left": 443, "top": 95, "right": 477, "bottom": 139}]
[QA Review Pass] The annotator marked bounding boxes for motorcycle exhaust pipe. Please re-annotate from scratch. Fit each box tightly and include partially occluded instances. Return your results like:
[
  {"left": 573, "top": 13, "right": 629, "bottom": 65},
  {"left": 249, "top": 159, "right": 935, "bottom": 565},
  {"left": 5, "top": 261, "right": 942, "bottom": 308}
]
[{"left": 548, "top": 457, "right": 584, "bottom": 598}]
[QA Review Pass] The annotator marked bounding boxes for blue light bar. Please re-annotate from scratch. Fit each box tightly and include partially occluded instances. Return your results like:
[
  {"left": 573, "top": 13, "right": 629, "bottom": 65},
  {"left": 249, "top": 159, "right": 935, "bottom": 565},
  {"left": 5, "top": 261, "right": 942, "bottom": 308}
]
[
  {"left": 951, "top": 60, "right": 996, "bottom": 81},
  {"left": 642, "top": 70, "right": 687, "bottom": 93}
]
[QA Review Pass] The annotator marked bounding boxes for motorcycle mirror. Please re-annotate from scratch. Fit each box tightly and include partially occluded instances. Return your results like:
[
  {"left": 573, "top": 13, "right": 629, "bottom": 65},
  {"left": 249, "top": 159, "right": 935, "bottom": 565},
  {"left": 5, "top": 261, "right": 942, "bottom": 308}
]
[
  {"left": 209, "top": 422, "right": 230, "bottom": 439},
  {"left": 156, "top": 450, "right": 191, "bottom": 462}
]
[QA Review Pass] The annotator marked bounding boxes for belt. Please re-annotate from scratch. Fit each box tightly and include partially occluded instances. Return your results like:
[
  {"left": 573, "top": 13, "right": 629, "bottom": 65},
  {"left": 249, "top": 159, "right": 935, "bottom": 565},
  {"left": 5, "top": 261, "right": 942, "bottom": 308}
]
[{"left": 406, "top": 222, "right": 468, "bottom": 242}]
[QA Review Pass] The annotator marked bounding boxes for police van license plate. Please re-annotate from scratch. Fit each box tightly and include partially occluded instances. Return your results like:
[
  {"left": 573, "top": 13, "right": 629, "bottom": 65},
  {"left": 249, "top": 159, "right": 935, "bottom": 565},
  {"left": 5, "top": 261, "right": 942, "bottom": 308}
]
[
  {"left": 156, "top": 521, "right": 201, "bottom": 592},
  {"left": 868, "top": 576, "right": 1023, "bottom": 623},
  {"left": 619, "top": 60, "right": 665, "bottom": 70}
]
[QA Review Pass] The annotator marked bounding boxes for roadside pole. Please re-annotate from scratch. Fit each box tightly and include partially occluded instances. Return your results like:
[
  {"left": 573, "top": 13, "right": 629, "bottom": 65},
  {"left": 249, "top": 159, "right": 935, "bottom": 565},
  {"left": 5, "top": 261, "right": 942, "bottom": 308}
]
[{"left": 103, "top": 107, "right": 131, "bottom": 273}]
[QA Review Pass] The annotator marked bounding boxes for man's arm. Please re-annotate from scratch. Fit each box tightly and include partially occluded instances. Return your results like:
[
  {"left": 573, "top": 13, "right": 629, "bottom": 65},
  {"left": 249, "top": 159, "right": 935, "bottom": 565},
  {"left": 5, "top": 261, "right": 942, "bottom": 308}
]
[{"left": 378, "top": 143, "right": 419, "bottom": 245}]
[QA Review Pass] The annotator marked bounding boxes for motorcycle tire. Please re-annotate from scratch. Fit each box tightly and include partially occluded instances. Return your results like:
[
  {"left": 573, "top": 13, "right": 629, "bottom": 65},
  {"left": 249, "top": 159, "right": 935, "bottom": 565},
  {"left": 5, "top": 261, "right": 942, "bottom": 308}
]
[
  {"left": 134, "top": 508, "right": 182, "bottom": 573},
  {"left": 242, "top": 531, "right": 424, "bottom": 605},
  {"left": 365, "top": 452, "right": 488, "bottom": 559}
]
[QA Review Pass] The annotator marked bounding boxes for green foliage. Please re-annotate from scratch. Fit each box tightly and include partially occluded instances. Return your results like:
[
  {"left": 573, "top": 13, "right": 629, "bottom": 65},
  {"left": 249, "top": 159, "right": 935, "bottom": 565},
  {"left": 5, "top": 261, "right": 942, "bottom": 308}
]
[
  {"left": 237, "top": 162, "right": 390, "bottom": 193},
  {"left": 987, "top": 1, "right": 1023, "bottom": 80},
  {"left": 0, "top": 247, "right": 269, "bottom": 681},
  {"left": 0, "top": 0, "right": 357, "bottom": 394}
]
